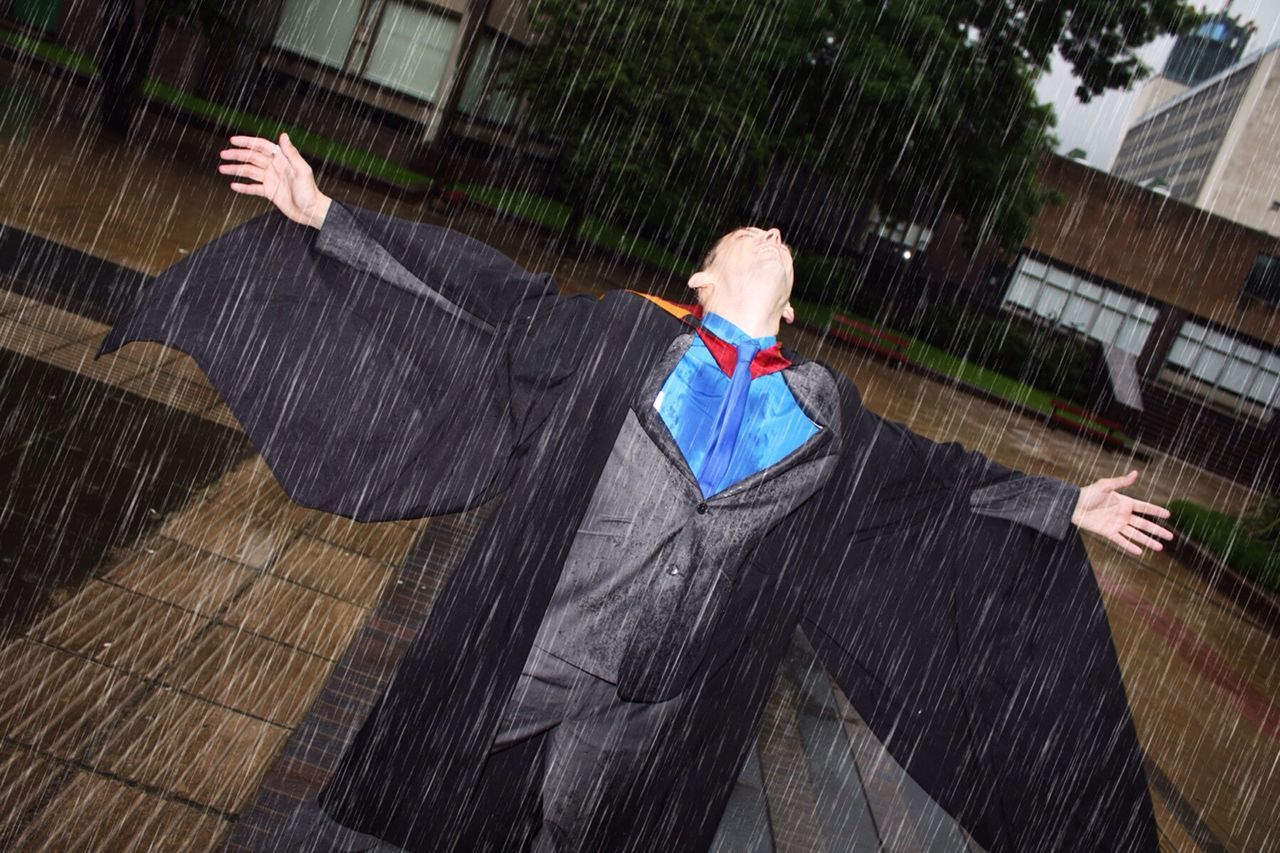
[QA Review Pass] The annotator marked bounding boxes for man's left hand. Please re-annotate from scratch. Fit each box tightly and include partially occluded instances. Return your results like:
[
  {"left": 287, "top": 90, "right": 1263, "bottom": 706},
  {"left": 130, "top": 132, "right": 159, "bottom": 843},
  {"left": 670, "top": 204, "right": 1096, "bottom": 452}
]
[{"left": 1072, "top": 469, "right": 1174, "bottom": 556}]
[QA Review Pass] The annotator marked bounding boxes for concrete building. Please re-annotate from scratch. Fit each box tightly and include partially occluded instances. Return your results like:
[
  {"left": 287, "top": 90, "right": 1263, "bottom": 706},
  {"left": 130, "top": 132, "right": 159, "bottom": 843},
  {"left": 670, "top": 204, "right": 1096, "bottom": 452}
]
[
  {"left": 993, "top": 156, "right": 1278, "bottom": 486},
  {"left": 7, "top": 0, "right": 545, "bottom": 188},
  {"left": 1111, "top": 38, "right": 1280, "bottom": 237}
]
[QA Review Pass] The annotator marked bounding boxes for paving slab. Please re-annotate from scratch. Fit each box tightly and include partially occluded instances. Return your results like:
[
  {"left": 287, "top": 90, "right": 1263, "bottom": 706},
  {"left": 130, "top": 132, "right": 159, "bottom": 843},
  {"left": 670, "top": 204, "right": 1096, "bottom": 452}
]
[
  {"left": 269, "top": 534, "right": 394, "bottom": 607},
  {"left": 102, "top": 538, "right": 256, "bottom": 618},
  {"left": 27, "top": 580, "right": 209, "bottom": 679},
  {"left": 13, "top": 771, "right": 229, "bottom": 851},
  {"left": 220, "top": 574, "right": 368, "bottom": 661},
  {"left": 307, "top": 513, "right": 421, "bottom": 566},
  {"left": 0, "top": 742, "right": 65, "bottom": 843},
  {"left": 161, "top": 623, "right": 336, "bottom": 727},
  {"left": 0, "top": 639, "right": 146, "bottom": 760},
  {"left": 96, "top": 686, "right": 290, "bottom": 815},
  {"left": 158, "top": 497, "right": 297, "bottom": 571}
]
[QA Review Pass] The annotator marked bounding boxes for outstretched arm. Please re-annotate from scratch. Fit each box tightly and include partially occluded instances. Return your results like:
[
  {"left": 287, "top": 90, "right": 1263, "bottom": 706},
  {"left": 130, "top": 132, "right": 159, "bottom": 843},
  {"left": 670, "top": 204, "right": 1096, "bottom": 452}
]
[{"left": 871, "top": 415, "right": 1173, "bottom": 553}]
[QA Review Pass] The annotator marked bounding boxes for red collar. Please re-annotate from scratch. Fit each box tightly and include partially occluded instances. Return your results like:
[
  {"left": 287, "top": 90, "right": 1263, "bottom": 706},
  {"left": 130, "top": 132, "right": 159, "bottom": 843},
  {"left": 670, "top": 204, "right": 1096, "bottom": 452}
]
[
  {"left": 625, "top": 292, "right": 793, "bottom": 378},
  {"left": 687, "top": 304, "right": 791, "bottom": 379}
]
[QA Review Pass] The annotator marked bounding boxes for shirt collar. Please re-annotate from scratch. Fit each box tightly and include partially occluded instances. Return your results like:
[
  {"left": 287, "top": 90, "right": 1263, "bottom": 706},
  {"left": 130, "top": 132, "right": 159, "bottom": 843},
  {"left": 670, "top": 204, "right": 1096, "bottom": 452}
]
[{"left": 700, "top": 311, "right": 777, "bottom": 351}]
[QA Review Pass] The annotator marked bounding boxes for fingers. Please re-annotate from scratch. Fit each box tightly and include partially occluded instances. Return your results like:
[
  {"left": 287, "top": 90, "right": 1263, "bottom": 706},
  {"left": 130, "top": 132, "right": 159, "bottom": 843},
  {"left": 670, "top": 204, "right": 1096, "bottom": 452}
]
[
  {"left": 228, "top": 135, "right": 278, "bottom": 155},
  {"left": 1131, "top": 500, "right": 1171, "bottom": 519},
  {"left": 1098, "top": 470, "right": 1140, "bottom": 491},
  {"left": 1110, "top": 533, "right": 1143, "bottom": 556},
  {"left": 278, "top": 132, "right": 311, "bottom": 173},
  {"left": 227, "top": 181, "right": 264, "bottom": 198},
  {"left": 219, "top": 147, "right": 272, "bottom": 169},
  {"left": 1130, "top": 515, "right": 1174, "bottom": 540},
  {"left": 1120, "top": 525, "right": 1164, "bottom": 552},
  {"left": 218, "top": 163, "right": 267, "bottom": 183}
]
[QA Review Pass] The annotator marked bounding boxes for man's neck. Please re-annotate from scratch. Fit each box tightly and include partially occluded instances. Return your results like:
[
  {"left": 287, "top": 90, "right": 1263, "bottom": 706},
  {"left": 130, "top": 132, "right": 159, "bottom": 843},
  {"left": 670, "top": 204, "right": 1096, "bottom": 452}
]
[{"left": 699, "top": 303, "right": 781, "bottom": 339}]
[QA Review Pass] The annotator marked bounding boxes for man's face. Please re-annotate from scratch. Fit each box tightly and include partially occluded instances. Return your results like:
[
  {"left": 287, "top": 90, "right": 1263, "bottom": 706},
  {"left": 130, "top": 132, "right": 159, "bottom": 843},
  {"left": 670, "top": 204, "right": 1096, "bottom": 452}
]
[{"left": 701, "top": 226, "right": 795, "bottom": 313}]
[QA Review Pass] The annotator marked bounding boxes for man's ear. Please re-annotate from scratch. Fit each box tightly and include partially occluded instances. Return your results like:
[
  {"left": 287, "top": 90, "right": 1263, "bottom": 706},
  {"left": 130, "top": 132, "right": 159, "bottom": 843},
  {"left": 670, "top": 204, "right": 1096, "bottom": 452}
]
[
  {"left": 688, "top": 269, "right": 715, "bottom": 301},
  {"left": 782, "top": 302, "right": 795, "bottom": 324}
]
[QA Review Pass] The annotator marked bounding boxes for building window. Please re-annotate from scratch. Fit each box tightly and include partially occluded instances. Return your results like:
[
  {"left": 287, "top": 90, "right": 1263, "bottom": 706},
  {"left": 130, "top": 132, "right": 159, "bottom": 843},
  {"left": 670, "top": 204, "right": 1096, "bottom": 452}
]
[
  {"left": 1163, "top": 319, "right": 1280, "bottom": 418},
  {"left": 863, "top": 208, "right": 932, "bottom": 254},
  {"left": 1002, "top": 255, "right": 1158, "bottom": 355},
  {"left": 1244, "top": 253, "right": 1280, "bottom": 307},
  {"left": 273, "top": 0, "right": 363, "bottom": 70},
  {"left": 363, "top": 2, "right": 459, "bottom": 102},
  {"left": 457, "top": 30, "right": 520, "bottom": 126}
]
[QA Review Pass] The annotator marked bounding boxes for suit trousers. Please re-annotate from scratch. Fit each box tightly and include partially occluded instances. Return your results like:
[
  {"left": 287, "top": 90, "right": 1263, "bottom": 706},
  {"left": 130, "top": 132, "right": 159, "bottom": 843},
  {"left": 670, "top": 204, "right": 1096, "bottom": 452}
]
[{"left": 487, "top": 644, "right": 684, "bottom": 852}]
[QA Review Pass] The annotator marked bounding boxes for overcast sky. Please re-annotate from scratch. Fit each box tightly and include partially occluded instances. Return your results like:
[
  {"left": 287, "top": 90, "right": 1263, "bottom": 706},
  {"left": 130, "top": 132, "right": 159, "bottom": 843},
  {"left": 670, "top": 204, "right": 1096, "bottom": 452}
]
[{"left": 1033, "top": 0, "right": 1280, "bottom": 170}]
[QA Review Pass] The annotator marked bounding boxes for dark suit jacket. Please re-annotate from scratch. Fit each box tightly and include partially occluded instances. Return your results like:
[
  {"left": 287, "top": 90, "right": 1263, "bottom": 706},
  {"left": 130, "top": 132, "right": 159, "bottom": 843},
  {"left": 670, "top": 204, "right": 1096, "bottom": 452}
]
[{"left": 96, "top": 201, "right": 1157, "bottom": 853}]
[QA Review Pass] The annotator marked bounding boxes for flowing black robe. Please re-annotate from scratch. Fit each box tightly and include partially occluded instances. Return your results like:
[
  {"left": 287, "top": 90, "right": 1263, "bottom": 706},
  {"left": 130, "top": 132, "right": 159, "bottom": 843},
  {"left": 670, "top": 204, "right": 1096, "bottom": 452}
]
[{"left": 97, "top": 202, "right": 1158, "bottom": 852}]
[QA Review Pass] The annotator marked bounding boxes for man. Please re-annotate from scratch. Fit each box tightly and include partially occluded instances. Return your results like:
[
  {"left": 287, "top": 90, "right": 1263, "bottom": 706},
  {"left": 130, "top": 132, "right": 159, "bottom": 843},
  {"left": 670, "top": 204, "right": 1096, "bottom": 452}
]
[{"left": 99, "top": 133, "right": 1172, "bottom": 851}]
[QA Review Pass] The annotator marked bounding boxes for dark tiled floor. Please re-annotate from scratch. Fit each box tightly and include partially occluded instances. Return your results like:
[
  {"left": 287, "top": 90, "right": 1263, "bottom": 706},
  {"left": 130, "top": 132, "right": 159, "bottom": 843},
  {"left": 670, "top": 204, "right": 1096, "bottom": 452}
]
[{"left": 0, "top": 346, "right": 249, "bottom": 640}]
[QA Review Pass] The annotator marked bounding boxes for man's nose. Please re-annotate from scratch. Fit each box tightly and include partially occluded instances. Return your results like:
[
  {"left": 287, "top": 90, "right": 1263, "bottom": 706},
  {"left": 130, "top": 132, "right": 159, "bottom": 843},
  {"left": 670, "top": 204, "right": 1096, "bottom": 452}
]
[{"left": 764, "top": 228, "right": 782, "bottom": 243}]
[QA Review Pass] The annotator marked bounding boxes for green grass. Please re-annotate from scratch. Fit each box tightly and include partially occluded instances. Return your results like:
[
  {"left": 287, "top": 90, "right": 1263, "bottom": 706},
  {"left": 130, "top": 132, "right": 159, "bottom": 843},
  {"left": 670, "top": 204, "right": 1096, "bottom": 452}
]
[
  {"left": 141, "top": 80, "right": 432, "bottom": 188},
  {"left": 1169, "top": 500, "right": 1280, "bottom": 595},
  {"left": 0, "top": 28, "right": 99, "bottom": 77},
  {"left": 794, "top": 298, "right": 1133, "bottom": 445}
]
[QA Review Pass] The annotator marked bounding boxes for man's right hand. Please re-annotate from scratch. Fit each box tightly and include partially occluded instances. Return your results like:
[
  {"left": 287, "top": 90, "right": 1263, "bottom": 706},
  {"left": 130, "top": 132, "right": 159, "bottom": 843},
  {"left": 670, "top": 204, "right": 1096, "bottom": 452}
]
[{"left": 219, "top": 132, "right": 332, "bottom": 229}]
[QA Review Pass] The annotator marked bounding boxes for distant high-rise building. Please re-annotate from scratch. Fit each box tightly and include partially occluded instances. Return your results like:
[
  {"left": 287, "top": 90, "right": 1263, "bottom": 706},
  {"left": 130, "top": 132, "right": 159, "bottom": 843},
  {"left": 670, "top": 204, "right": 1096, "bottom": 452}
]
[
  {"left": 1110, "top": 38, "right": 1280, "bottom": 237},
  {"left": 1163, "top": 11, "right": 1253, "bottom": 86}
]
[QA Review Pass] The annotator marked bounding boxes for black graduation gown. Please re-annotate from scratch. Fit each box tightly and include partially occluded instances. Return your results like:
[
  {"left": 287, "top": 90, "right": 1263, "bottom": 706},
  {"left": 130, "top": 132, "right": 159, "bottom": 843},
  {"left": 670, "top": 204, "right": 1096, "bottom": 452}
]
[{"left": 96, "top": 202, "right": 1158, "bottom": 852}]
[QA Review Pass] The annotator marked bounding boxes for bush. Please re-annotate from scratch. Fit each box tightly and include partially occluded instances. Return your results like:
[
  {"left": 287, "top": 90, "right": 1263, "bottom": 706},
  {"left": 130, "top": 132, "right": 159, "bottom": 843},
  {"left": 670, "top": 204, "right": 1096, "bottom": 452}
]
[
  {"left": 907, "top": 304, "right": 1097, "bottom": 406},
  {"left": 1169, "top": 500, "right": 1280, "bottom": 595}
]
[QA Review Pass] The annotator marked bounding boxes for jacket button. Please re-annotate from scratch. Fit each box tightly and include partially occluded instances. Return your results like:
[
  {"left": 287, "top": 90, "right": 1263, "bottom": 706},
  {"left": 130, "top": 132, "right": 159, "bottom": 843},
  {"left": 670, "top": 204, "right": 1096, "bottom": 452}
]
[
  {"left": 696, "top": 502, "right": 708, "bottom": 514},
  {"left": 667, "top": 565, "right": 682, "bottom": 576}
]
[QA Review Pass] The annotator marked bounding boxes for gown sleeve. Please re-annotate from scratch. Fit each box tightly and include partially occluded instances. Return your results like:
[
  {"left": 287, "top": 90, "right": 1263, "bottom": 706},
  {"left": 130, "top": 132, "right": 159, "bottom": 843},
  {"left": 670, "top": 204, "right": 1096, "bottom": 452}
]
[
  {"left": 798, "top": 398, "right": 1157, "bottom": 852},
  {"left": 96, "top": 199, "right": 586, "bottom": 522}
]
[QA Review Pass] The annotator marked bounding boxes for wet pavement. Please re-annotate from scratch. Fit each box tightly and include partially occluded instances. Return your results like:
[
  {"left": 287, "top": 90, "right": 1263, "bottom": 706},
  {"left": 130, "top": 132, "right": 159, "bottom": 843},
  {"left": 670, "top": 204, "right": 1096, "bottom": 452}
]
[
  {"left": 0, "top": 337, "right": 248, "bottom": 641},
  {"left": 0, "top": 61, "right": 1276, "bottom": 852}
]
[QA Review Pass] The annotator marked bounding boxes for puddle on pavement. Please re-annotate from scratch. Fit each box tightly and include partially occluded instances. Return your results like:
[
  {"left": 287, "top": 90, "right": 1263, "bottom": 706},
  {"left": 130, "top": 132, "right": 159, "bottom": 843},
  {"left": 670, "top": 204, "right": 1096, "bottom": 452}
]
[{"left": 0, "top": 346, "right": 249, "bottom": 641}]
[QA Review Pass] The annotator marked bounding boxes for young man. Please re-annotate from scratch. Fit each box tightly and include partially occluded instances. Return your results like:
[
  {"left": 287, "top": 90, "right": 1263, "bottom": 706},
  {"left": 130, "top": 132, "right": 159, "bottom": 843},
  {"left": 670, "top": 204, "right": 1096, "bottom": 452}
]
[{"left": 98, "top": 133, "right": 1171, "bottom": 852}]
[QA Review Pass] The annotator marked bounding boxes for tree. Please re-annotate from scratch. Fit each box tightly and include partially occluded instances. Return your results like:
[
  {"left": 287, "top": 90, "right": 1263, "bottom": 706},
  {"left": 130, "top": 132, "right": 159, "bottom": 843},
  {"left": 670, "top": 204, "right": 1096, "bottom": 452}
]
[
  {"left": 97, "top": 0, "right": 249, "bottom": 138},
  {"left": 503, "top": 0, "right": 1200, "bottom": 253}
]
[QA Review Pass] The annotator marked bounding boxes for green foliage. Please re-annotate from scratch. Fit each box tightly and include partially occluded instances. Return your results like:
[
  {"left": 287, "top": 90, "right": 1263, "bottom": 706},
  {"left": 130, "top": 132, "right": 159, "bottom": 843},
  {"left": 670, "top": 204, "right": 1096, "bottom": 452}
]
[
  {"left": 1244, "top": 492, "right": 1280, "bottom": 544},
  {"left": 504, "top": 0, "right": 1200, "bottom": 253},
  {"left": 1169, "top": 500, "right": 1280, "bottom": 594},
  {"left": 907, "top": 304, "right": 1097, "bottom": 405}
]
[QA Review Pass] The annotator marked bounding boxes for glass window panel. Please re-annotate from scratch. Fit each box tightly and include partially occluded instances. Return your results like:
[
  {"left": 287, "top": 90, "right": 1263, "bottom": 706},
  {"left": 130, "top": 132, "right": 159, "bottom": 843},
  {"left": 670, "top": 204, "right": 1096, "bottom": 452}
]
[
  {"left": 1091, "top": 309, "right": 1124, "bottom": 345},
  {"left": 1219, "top": 359, "right": 1253, "bottom": 395},
  {"left": 1004, "top": 275, "right": 1039, "bottom": 308},
  {"left": 457, "top": 32, "right": 497, "bottom": 116},
  {"left": 1020, "top": 258, "right": 1048, "bottom": 280},
  {"left": 1114, "top": 317, "right": 1152, "bottom": 355},
  {"left": 1034, "top": 287, "right": 1069, "bottom": 321},
  {"left": 1074, "top": 279, "right": 1103, "bottom": 301},
  {"left": 1204, "top": 328, "right": 1234, "bottom": 352},
  {"left": 1095, "top": 289, "right": 1126, "bottom": 308},
  {"left": 1233, "top": 342, "right": 1262, "bottom": 365},
  {"left": 1180, "top": 321, "right": 1207, "bottom": 342},
  {"left": 1060, "top": 296, "right": 1096, "bottom": 331},
  {"left": 1248, "top": 370, "right": 1280, "bottom": 407},
  {"left": 1132, "top": 302, "right": 1159, "bottom": 323},
  {"left": 1191, "top": 350, "right": 1226, "bottom": 383},
  {"left": 482, "top": 86, "right": 518, "bottom": 124},
  {"left": 1047, "top": 267, "right": 1075, "bottom": 289},
  {"left": 1166, "top": 338, "right": 1199, "bottom": 368},
  {"left": 274, "top": 0, "right": 362, "bottom": 69},
  {"left": 364, "top": 2, "right": 459, "bottom": 101}
]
